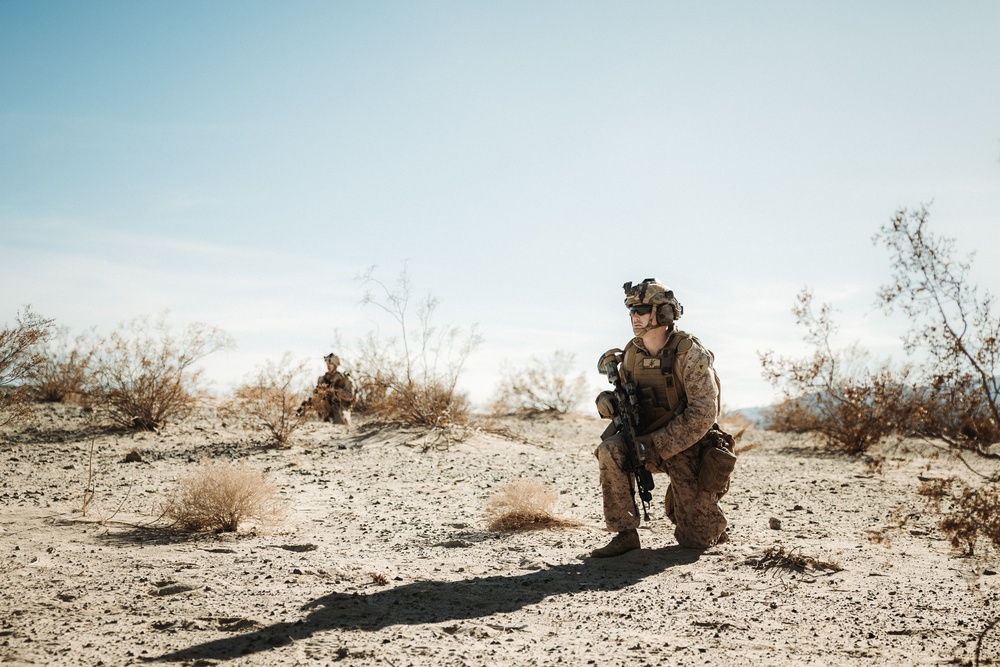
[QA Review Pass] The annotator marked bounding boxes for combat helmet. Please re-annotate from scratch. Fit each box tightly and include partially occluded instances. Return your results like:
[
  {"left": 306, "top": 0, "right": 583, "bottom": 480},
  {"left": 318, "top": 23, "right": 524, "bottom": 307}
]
[
  {"left": 623, "top": 278, "right": 683, "bottom": 335},
  {"left": 324, "top": 353, "right": 341, "bottom": 366}
]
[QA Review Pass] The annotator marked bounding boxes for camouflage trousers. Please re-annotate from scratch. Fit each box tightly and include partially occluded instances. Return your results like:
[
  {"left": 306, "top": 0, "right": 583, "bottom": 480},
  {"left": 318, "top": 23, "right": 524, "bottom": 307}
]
[
  {"left": 595, "top": 434, "right": 727, "bottom": 548},
  {"left": 314, "top": 398, "right": 352, "bottom": 426}
]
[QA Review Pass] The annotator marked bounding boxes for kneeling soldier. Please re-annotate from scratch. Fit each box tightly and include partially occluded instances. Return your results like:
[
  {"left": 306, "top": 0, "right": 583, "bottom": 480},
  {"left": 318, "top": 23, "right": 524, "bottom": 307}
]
[
  {"left": 592, "top": 279, "right": 732, "bottom": 557},
  {"left": 309, "top": 353, "right": 355, "bottom": 426}
]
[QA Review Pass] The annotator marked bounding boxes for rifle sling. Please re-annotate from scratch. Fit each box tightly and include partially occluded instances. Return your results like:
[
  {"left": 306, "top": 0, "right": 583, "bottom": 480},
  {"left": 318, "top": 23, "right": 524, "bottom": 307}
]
[
  {"left": 641, "top": 397, "right": 687, "bottom": 436},
  {"left": 600, "top": 397, "right": 687, "bottom": 442}
]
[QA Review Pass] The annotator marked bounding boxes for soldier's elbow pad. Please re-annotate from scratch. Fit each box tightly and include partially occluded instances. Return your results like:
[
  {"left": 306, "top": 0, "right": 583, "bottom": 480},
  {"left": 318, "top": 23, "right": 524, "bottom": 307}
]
[{"left": 598, "top": 348, "right": 623, "bottom": 372}]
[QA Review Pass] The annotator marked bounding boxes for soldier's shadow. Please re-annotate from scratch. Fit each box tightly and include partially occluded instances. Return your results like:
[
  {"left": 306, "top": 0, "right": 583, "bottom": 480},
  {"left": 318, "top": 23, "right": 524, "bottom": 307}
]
[{"left": 154, "top": 546, "right": 700, "bottom": 663}]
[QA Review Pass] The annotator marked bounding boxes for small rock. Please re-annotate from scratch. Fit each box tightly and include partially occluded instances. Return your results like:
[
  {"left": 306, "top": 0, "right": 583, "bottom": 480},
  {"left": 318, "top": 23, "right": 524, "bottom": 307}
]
[
  {"left": 769, "top": 518, "right": 782, "bottom": 530},
  {"left": 124, "top": 450, "right": 143, "bottom": 463},
  {"left": 151, "top": 583, "right": 197, "bottom": 596},
  {"left": 435, "top": 540, "right": 472, "bottom": 548}
]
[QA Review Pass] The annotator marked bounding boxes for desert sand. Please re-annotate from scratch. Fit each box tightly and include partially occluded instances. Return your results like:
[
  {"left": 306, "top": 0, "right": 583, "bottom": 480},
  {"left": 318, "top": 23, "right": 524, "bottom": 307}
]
[{"left": 2, "top": 402, "right": 999, "bottom": 666}]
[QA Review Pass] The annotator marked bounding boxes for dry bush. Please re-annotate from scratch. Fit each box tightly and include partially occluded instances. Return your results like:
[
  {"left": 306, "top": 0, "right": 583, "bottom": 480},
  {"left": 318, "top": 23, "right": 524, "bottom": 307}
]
[
  {"left": 0, "top": 306, "right": 55, "bottom": 428},
  {"left": 221, "top": 354, "right": 311, "bottom": 447},
  {"left": 875, "top": 206, "right": 1000, "bottom": 449},
  {"left": 745, "top": 545, "right": 843, "bottom": 575},
  {"left": 93, "top": 314, "right": 234, "bottom": 431},
  {"left": 349, "top": 266, "right": 481, "bottom": 428},
  {"left": 345, "top": 350, "right": 388, "bottom": 415},
  {"left": 32, "top": 326, "right": 98, "bottom": 403},
  {"left": 761, "top": 207, "right": 1000, "bottom": 454},
  {"left": 866, "top": 506, "right": 921, "bottom": 547},
  {"left": 162, "top": 460, "right": 288, "bottom": 532},
  {"left": 485, "top": 478, "right": 582, "bottom": 531},
  {"left": 764, "top": 396, "right": 819, "bottom": 434},
  {"left": 919, "top": 477, "right": 1000, "bottom": 556},
  {"left": 760, "top": 289, "right": 911, "bottom": 453},
  {"left": 897, "top": 381, "right": 1000, "bottom": 452},
  {"left": 491, "top": 350, "right": 590, "bottom": 415},
  {"left": 77, "top": 432, "right": 135, "bottom": 524}
]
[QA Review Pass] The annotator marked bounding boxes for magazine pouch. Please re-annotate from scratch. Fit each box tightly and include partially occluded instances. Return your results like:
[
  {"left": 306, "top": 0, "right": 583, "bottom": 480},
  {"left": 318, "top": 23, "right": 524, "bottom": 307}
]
[{"left": 697, "top": 423, "right": 737, "bottom": 496}]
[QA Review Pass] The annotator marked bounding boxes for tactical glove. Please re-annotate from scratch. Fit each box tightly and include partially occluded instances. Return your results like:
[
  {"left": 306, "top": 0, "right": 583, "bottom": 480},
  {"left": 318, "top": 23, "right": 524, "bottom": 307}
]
[{"left": 595, "top": 391, "right": 616, "bottom": 418}]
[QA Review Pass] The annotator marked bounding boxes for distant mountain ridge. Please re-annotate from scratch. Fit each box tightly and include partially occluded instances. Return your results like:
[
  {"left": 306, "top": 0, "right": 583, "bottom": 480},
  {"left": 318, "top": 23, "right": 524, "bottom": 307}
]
[{"left": 727, "top": 406, "right": 769, "bottom": 428}]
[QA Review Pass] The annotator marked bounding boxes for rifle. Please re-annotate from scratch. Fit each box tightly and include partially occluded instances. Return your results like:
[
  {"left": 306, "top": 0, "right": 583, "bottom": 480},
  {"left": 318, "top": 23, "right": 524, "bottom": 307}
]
[{"left": 599, "top": 351, "right": 655, "bottom": 521}]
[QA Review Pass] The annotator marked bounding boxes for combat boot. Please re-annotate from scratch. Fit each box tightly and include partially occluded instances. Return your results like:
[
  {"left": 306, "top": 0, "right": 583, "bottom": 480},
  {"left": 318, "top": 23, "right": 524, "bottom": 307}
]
[{"left": 590, "top": 529, "right": 640, "bottom": 558}]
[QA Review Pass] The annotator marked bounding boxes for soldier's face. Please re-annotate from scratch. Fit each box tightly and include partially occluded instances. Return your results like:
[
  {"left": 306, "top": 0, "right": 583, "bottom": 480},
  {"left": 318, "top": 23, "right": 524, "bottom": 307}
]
[
  {"left": 326, "top": 362, "right": 337, "bottom": 372},
  {"left": 631, "top": 307, "right": 654, "bottom": 334}
]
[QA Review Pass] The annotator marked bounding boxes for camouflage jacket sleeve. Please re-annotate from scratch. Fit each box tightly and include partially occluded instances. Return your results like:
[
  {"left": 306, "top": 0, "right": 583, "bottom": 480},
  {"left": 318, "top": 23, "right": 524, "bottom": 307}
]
[{"left": 650, "top": 338, "right": 720, "bottom": 460}]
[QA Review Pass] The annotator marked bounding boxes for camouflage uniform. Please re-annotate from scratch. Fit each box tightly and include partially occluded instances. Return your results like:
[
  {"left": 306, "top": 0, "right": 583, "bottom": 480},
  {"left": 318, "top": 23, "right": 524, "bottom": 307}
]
[
  {"left": 311, "top": 370, "right": 355, "bottom": 426},
  {"left": 595, "top": 286, "right": 728, "bottom": 550}
]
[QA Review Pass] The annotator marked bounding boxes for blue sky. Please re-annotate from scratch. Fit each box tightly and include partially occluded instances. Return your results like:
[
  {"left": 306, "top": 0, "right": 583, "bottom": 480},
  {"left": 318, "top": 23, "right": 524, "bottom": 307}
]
[{"left": 2, "top": 1, "right": 999, "bottom": 410}]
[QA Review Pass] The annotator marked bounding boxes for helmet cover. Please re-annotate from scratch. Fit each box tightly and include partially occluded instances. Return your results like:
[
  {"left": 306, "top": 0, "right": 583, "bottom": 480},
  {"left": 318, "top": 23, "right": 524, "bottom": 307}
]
[{"left": 623, "top": 279, "right": 683, "bottom": 331}]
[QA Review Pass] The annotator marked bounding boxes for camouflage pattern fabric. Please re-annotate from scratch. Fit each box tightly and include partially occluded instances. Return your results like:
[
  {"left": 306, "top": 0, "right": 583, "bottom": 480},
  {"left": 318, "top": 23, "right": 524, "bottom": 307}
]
[
  {"left": 595, "top": 330, "right": 727, "bottom": 548},
  {"left": 312, "top": 371, "right": 355, "bottom": 425}
]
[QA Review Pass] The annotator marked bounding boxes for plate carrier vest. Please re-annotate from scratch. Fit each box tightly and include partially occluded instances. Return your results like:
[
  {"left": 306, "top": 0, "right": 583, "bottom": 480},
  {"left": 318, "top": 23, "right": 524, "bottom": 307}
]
[{"left": 622, "top": 330, "right": 718, "bottom": 434}]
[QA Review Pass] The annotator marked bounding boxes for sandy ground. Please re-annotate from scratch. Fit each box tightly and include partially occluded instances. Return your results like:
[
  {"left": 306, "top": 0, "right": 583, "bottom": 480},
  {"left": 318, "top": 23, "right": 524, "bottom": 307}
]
[{"left": 2, "top": 402, "right": 1000, "bottom": 667}]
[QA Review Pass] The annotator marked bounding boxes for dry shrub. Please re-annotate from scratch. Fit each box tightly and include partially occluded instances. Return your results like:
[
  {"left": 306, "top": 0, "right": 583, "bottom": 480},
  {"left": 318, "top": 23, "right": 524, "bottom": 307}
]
[
  {"left": 866, "top": 505, "right": 921, "bottom": 547},
  {"left": 900, "top": 380, "right": 1000, "bottom": 453},
  {"left": 875, "top": 206, "right": 1000, "bottom": 450},
  {"left": 93, "top": 314, "right": 234, "bottom": 431},
  {"left": 746, "top": 545, "right": 843, "bottom": 575},
  {"left": 734, "top": 441, "right": 761, "bottom": 456},
  {"left": 349, "top": 266, "right": 481, "bottom": 428},
  {"left": 491, "top": 350, "right": 590, "bottom": 415},
  {"left": 761, "top": 208, "right": 1000, "bottom": 454},
  {"left": 78, "top": 432, "right": 135, "bottom": 525},
  {"left": 32, "top": 326, "right": 98, "bottom": 403},
  {"left": 764, "top": 396, "right": 819, "bottom": 434},
  {"left": 760, "top": 289, "right": 910, "bottom": 453},
  {"left": 485, "top": 478, "right": 582, "bottom": 532},
  {"left": 221, "top": 354, "right": 311, "bottom": 447},
  {"left": 920, "top": 477, "right": 1000, "bottom": 556},
  {"left": 353, "top": 351, "right": 471, "bottom": 427},
  {"left": 0, "top": 306, "right": 54, "bottom": 428},
  {"left": 162, "top": 460, "right": 288, "bottom": 533}
]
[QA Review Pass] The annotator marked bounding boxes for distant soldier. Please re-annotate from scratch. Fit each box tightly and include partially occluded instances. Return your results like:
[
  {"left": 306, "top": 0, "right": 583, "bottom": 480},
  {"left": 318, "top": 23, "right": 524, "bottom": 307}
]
[
  {"left": 592, "top": 279, "right": 733, "bottom": 557},
  {"left": 308, "top": 353, "right": 355, "bottom": 426}
]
